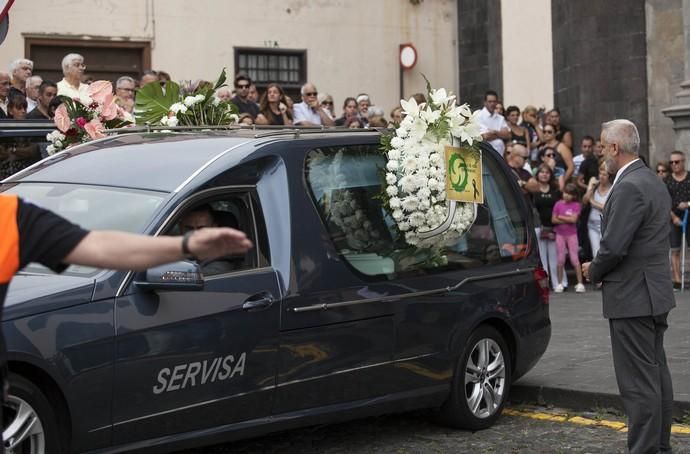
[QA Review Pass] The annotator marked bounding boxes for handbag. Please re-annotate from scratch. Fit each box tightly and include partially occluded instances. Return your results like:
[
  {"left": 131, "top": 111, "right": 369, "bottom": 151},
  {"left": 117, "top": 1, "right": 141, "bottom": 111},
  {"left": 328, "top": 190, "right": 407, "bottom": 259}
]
[{"left": 539, "top": 226, "right": 556, "bottom": 241}]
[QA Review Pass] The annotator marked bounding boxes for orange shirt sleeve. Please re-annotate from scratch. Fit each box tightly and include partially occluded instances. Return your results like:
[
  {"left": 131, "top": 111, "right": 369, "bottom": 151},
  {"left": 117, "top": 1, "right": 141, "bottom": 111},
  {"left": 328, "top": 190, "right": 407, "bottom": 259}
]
[{"left": 0, "top": 195, "right": 20, "bottom": 284}]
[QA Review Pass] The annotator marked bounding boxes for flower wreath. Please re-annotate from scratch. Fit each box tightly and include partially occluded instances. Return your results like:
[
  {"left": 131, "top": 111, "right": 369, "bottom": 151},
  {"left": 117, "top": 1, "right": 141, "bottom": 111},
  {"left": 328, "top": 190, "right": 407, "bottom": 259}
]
[{"left": 380, "top": 85, "right": 483, "bottom": 249}]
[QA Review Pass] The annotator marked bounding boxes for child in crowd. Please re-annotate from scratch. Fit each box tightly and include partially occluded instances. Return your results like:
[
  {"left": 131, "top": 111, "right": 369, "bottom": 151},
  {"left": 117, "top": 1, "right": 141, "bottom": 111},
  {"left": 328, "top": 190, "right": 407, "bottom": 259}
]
[{"left": 551, "top": 182, "right": 585, "bottom": 293}]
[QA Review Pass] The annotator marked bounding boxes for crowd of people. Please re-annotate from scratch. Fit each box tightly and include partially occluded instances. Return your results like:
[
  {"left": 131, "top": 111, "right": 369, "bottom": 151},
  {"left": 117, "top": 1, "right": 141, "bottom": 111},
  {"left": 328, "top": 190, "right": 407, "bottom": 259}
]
[
  {"left": 0, "top": 54, "right": 403, "bottom": 130},
  {"left": 479, "top": 89, "right": 689, "bottom": 292}
]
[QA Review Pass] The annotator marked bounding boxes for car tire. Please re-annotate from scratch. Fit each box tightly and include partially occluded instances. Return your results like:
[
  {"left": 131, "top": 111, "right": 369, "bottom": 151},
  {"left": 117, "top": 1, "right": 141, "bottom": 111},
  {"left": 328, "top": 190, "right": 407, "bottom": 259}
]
[
  {"left": 438, "top": 325, "right": 512, "bottom": 430},
  {"left": 3, "top": 373, "right": 65, "bottom": 453}
]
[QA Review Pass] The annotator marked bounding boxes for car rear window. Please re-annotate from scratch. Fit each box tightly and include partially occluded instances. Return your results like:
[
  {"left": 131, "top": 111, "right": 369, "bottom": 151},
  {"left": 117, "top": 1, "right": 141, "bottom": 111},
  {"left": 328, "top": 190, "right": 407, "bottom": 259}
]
[{"left": 305, "top": 145, "right": 528, "bottom": 278}]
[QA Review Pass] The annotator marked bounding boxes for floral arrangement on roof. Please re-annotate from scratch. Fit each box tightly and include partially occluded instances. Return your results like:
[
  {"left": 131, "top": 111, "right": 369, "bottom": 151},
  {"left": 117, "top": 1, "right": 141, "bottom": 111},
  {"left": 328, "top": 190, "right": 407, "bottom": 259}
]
[
  {"left": 134, "top": 68, "right": 238, "bottom": 127},
  {"left": 46, "top": 81, "right": 133, "bottom": 155},
  {"left": 379, "top": 80, "right": 483, "bottom": 249}
]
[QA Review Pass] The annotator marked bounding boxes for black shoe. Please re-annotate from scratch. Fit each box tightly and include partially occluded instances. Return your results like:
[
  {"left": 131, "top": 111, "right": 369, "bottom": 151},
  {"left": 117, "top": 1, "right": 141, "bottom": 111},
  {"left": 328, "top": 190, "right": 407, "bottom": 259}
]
[{"left": 673, "top": 281, "right": 682, "bottom": 290}]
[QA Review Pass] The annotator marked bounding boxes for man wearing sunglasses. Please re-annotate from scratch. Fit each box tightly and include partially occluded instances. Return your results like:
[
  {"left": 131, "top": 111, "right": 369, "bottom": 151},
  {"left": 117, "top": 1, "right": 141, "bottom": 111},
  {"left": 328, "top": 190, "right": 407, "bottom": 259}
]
[
  {"left": 231, "top": 74, "right": 260, "bottom": 120},
  {"left": 665, "top": 150, "right": 690, "bottom": 288},
  {"left": 293, "top": 82, "right": 334, "bottom": 127}
]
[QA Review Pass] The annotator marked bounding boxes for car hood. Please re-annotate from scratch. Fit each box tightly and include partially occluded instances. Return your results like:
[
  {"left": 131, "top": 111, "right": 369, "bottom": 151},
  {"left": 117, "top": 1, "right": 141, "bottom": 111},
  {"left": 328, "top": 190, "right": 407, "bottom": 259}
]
[{"left": 3, "top": 273, "right": 96, "bottom": 321}]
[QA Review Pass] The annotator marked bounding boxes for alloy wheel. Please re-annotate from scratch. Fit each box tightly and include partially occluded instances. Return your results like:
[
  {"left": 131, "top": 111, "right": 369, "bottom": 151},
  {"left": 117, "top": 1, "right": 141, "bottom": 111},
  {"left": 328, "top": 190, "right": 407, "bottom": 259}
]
[
  {"left": 3, "top": 394, "right": 45, "bottom": 454},
  {"left": 464, "top": 337, "right": 507, "bottom": 419}
]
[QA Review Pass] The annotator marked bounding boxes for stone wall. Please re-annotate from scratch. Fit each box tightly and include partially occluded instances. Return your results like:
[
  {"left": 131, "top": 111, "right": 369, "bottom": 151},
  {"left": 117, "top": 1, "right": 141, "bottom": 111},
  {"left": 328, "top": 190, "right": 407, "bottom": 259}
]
[
  {"left": 647, "top": 0, "right": 685, "bottom": 164},
  {"left": 551, "top": 1, "right": 649, "bottom": 157},
  {"left": 457, "top": 0, "right": 503, "bottom": 109}
]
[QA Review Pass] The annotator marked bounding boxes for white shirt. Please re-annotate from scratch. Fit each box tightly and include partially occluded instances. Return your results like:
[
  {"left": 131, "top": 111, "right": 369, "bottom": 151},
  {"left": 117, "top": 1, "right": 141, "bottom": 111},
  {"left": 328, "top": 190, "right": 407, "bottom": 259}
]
[
  {"left": 573, "top": 154, "right": 585, "bottom": 175},
  {"left": 57, "top": 78, "right": 89, "bottom": 100},
  {"left": 611, "top": 158, "right": 640, "bottom": 190},
  {"left": 27, "top": 97, "right": 37, "bottom": 113},
  {"left": 293, "top": 102, "right": 323, "bottom": 126},
  {"left": 0, "top": 97, "right": 7, "bottom": 115},
  {"left": 478, "top": 106, "right": 509, "bottom": 156}
]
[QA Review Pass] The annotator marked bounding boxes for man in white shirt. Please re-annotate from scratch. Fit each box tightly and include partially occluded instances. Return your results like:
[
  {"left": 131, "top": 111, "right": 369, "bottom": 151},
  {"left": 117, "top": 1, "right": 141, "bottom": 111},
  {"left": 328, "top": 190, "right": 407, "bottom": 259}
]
[
  {"left": 293, "top": 83, "right": 334, "bottom": 127},
  {"left": 57, "top": 53, "right": 89, "bottom": 100},
  {"left": 478, "top": 90, "right": 511, "bottom": 156},
  {"left": 24, "top": 75, "right": 42, "bottom": 112}
]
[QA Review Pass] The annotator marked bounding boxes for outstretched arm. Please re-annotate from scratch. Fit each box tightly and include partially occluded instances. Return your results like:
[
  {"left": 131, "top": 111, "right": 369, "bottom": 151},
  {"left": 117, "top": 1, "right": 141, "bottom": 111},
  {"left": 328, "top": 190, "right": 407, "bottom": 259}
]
[{"left": 65, "top": 228, "right": 253, "bottom": 271}]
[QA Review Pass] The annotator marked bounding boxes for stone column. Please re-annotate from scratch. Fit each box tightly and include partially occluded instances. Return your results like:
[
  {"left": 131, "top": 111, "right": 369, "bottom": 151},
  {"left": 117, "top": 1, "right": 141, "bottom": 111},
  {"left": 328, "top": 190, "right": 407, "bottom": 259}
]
[{"left": 662, "top": 0, "right": 690, "bottom": 152}]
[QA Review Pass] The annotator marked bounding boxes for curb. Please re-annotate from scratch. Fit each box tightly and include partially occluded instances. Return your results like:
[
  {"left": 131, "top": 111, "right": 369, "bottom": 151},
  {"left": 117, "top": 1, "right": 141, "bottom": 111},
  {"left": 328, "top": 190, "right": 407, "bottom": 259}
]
[{"left": 510, "top": 384, "right": 690, "bottom": 420}]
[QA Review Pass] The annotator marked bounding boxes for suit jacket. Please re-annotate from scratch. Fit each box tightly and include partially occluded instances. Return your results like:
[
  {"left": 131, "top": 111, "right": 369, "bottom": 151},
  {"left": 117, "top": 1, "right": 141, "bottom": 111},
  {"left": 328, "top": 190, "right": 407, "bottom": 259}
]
[{"left": 589, "top": 159, "right": 676, "bottom": 319}]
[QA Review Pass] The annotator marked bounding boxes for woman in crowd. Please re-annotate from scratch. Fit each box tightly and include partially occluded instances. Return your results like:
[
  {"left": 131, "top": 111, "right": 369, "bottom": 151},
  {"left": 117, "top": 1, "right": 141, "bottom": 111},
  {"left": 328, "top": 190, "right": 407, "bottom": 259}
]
[
  {"left": 532, "top": 164, "right": 565, "bottom": 291},
  {"left": 552, "top": 182, "right": 585, "bottom": 293},
  {"left": 505, "top": 105, "right": 530, "bottom": 149},
  {"left": 521, "top": 105, "right": 544, "bottom": 165},
  {"left": 656, "top": 161, "right": 671, "bottom": 180},
  {"left": 6, "top": 93, "right": 28, "bottom": 119},
  {"left": 0, "top": 94, "right": 41, "bottom": 179},
  {"left": 238, "top": 113, "right": 254, "bottom": 125},
  {"left": 255, "top": 83, "right": 293, "bottom": 126},
  {"left": 390, "top": 106, "right": 403, "bottom": 125},
  {"left": 539, "top": 124, "right": 574, "bottom": 188},
  {"left": 548, "top": 108, "right": 573, "bottom": 150},
  {"left": 319, "top": 93, "right": 336, "bottom": 121},
  {"left": 582, "top": 161, "right": 613, "bottom": 259},
  {"left": 335, "top": 97, "right": 363, "bottom": 127}
]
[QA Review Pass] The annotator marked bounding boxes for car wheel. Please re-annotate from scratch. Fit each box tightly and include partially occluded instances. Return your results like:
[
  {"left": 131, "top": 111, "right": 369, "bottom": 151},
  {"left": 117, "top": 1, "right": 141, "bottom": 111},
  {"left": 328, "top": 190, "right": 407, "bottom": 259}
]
[
  {"left": 439, "top": 325, "right": 511, "bottom": 430},
  {"left": 3, "top": 373, "right": 64, "bottom": 454}
]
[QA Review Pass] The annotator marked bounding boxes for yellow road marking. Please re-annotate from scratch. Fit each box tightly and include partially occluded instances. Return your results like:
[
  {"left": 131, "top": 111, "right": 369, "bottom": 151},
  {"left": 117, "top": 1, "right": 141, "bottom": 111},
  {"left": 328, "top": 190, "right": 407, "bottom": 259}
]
[{"left": 504, "top": 408, "right": 690, "bottom": 435}]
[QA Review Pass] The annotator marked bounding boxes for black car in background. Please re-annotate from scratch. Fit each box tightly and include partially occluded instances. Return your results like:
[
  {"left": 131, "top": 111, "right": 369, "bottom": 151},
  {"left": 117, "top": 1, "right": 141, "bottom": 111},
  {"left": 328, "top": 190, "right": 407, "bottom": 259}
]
[{"left": 0, "top": 126, "right": 550, "bottom": 453}]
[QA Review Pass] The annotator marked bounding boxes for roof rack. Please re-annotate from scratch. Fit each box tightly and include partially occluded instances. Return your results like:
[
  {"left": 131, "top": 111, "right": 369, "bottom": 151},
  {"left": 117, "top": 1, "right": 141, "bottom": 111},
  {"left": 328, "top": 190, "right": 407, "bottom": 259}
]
[{"left": 98, "top": 124, "right": 389, "bottom": 139}]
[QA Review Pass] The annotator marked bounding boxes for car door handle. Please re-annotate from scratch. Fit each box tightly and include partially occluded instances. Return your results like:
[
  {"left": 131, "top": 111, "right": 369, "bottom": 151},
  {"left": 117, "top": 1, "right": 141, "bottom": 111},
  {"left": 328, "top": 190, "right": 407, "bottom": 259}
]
[{"left": 242, "top": 294, "right": 274, "bottom": 311}]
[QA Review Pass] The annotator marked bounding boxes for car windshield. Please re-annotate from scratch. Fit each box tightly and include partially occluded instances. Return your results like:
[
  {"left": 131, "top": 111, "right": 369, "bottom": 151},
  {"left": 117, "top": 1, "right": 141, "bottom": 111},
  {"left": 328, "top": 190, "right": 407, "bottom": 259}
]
[{"left": 2, "top": 182, "right": 167, "bottom": 276}]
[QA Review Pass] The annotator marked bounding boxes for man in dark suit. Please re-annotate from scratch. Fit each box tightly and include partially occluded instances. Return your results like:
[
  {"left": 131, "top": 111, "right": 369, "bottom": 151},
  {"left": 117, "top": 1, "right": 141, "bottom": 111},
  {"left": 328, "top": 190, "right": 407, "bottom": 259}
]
[{"left": 582, "top": 119, "right": 675, "bottom": 453}]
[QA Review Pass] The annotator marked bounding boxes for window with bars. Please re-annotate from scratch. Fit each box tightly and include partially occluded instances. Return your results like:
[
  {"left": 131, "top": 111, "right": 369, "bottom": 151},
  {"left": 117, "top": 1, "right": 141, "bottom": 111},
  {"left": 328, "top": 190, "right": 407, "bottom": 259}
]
[{"left": 234, "top": 47, "right": 306, "bottom": 90}]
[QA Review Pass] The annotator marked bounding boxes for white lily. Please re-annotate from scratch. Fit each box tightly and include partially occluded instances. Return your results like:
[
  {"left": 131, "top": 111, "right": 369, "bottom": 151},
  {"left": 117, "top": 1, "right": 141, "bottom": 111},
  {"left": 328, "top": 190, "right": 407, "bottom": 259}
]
[{"left": 400, "top": 97, "right": 421, "bottom": 117}]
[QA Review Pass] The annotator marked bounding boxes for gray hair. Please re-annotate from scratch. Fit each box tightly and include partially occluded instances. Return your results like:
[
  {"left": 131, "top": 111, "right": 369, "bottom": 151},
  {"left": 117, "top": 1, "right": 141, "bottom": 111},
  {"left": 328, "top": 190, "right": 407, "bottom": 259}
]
[
  {"left": 116, "top": 76, "right": 136, "bottom": 88},
  {"left": 601, "top": 119, "right": 640, "bottom": 156},
  {"left": 25, "top": 75, "right": 42, "bottom": 88},
  {"left": 61, "top": 53, "right": 84, "bottom": 73},
  {"left": 300, "top": 83, "right": 316, "bottom": 96},
  {"left": 9, "top": 58, "right": 33, "bottom": 74}
]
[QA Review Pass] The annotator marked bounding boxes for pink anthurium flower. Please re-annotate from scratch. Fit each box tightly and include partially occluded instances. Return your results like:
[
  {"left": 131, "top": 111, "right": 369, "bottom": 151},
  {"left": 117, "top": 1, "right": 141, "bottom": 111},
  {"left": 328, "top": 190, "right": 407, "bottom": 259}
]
[
  {"left": 54, "top": 104, "right": 71, "bottom": 132},
  {"left": 100, "top": 93, "right": 119, "bottom": 121},
  {"left": 84, "top": 118, "right": 106, "bottom": 139},
  {"left": 88, "top": 80, "right": 113, "bottom": 105}
]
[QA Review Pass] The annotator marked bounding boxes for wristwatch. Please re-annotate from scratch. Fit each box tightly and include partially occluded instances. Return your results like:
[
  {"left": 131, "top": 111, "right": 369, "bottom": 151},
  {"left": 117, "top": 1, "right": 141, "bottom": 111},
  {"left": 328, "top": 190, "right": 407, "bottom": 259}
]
[{"left": 181, "top": 231, "right": 198, "bottom": 261}]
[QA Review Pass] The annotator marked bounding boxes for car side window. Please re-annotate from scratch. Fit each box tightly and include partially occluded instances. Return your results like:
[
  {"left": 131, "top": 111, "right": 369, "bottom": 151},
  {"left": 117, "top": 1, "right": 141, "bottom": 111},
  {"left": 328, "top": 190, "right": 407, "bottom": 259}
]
[
  {"left": 305, "top": 145, "right": 528, "bottom": 279},
  {"left": 167, "top": 192, "right": 267, "bottom": 277}
]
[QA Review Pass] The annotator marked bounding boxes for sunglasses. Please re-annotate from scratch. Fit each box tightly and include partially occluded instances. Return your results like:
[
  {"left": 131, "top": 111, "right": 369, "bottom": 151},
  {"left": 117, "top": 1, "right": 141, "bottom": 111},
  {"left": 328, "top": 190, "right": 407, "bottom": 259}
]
[
  {"left": 543, "top": 130, "right": 555, "bottom": 134},
  {"left": 321, "top": 101, "right": 333, "bottom": 105},
  {"left": 670, "top": 160, "right": 684, "bottom": 164},
  {"left": 304, "top": 92, "right": 318, "bottom": 96}
]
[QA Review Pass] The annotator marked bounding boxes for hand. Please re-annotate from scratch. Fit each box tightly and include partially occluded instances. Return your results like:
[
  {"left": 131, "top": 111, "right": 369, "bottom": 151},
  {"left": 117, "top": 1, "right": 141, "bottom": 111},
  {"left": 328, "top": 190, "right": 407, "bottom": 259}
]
[
  {"left": 679, "top": 201, "right": 688, "bottom": 211},
  {"left": 308, "top": 98, "right": 319, "bottom": 109},
  {"left": 588, "top": 177, "right": 598, "bottom": 187},
  {"left": 582, "top": 262, "right": 591, "bottom": 282},
  {"left": 187, "top": 227, "right": 253, "bottom": 261},
  {"left": 673, "top": 216, "right": 682, "bottom": 227}
]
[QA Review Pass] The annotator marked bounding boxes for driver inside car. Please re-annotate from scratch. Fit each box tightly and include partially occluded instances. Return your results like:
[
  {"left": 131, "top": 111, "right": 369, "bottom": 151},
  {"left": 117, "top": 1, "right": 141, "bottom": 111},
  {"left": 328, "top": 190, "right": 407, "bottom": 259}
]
[{"left": 178, "top": 204, "right": 243, "bottom": 275}]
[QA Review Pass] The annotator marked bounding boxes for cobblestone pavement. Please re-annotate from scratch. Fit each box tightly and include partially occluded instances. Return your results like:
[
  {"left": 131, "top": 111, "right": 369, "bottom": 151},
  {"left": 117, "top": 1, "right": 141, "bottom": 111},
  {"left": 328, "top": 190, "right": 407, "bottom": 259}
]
[{"left": 179, "top": 407, "right": 690, "bottom": 453}]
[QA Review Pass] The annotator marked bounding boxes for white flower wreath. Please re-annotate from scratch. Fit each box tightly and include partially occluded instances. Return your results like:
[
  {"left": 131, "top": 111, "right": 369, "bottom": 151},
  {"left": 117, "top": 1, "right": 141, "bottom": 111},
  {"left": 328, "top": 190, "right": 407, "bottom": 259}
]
[{"left": 383, "top": 87, "right": 483, "bottom": 249}]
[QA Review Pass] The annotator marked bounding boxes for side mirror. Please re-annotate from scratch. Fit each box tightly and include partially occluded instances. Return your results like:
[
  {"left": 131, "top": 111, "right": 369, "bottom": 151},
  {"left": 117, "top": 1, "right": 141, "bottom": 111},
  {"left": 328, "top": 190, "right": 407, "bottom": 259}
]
[{"left": 134, "top": 260, "right": 204, "bottom": 291}]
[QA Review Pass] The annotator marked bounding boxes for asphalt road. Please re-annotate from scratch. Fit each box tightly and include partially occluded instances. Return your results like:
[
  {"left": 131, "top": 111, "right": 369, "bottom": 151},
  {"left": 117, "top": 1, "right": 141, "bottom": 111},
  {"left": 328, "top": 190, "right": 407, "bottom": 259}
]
[{"left": 178, "top": 407, "right": 690, "bottom": 453}]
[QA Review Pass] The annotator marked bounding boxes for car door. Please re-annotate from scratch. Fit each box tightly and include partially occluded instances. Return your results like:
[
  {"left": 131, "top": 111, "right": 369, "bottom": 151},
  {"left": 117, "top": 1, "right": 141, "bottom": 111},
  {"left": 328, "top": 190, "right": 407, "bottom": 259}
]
[
  {"left": 111, "top": 190, "right": 281, "bottom": 445},
  {"left": 273, "top": 143, "right": 398, "bottom": 414}
]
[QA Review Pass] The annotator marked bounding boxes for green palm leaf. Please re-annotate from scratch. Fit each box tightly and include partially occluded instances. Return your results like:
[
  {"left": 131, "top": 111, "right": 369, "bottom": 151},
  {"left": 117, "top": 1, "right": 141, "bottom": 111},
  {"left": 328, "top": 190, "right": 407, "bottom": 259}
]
[{"left": 134, "top": 80, "right": 181, "bottom": 125}]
